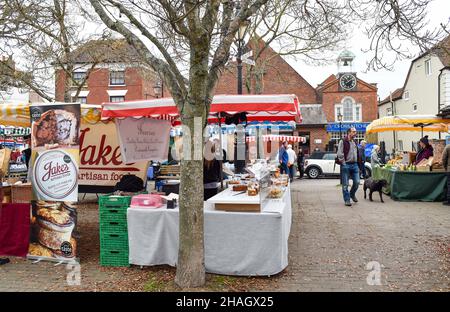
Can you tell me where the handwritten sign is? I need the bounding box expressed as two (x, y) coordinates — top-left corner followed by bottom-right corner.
(116, 118), (171, 163)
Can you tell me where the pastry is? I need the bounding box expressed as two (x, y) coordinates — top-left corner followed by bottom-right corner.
(54, 109), (79, 146)
(269, 187), (283, 198)
(37, 208), (71, 226)
(28, 243), (53, 258)
(33, 110), (57, 147)
(232, 184), (247, 192)
(247, 188), (258, 196)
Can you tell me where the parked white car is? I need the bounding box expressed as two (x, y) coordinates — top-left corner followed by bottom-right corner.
(304, 152), (372, 179)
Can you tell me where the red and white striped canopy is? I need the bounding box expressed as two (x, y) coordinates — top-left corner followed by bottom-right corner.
(246, 135), (306, 143)
(101, 94), (301, 123)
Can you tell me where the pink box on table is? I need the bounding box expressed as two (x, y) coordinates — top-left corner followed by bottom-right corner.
(130, 194), (163, 208)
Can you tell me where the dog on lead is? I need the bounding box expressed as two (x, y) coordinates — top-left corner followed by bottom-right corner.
(363, 178), (388, 203)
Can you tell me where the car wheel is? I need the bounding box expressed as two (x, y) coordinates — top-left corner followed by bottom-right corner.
(307, 167), (320, 179)
(365, 167), (372, 178)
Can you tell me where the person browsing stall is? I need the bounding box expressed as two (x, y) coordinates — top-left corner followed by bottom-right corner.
(414, 135), (434, 165)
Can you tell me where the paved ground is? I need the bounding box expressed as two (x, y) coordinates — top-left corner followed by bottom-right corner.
(274, 178), (450, 292)
(1, 178), (449, 291)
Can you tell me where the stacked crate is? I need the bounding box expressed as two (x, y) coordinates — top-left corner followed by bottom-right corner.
(99, 195), (131, 267)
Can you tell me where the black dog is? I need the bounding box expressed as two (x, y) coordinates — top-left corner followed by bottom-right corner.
(363, 178), (388, 203)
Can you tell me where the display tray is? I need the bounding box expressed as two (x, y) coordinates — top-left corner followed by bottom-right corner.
(207, 188), (261, 212)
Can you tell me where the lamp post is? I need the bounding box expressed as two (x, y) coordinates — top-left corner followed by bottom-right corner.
(153, 79), (163, 98)
(235, 10), (250, 95)
(337, 113), (343, 185)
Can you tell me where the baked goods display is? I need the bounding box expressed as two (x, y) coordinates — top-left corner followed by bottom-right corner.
(55, 109), (79, 146)
(232, 184), (248, 192)
(32, 109), (79, 148)
(268, 186), (283, 198)
(247, 181), (260, 196)
(33, 110), (57, 147)
(29, 200), (77, 259)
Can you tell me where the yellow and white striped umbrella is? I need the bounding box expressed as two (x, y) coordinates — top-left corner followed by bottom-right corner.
(0, 102), (103, 127)
(366, 115), (450, 134)
(0, 103), (30, 127)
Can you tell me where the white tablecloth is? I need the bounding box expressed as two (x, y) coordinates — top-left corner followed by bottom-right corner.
(127, 187), (292, 276)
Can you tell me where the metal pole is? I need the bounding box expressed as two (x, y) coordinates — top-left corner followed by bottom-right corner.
(237, 41), (243, 95)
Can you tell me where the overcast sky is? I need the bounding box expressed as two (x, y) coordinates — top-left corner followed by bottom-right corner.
(287, 0), (450, 101)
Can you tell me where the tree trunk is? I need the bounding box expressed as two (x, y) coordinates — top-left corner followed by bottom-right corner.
(63, 64), (73, 103)
(175, 116), (206, 287)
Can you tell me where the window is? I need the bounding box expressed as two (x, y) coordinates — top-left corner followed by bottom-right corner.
(335, 97), (361, 122)
(403, 90), (409, 100)
(110, 96), (125, 102)
(355, 105), (361, 121)
(110, 71), (125, 85)
(72, 96), (87, 104)
(323, 153), (337, 160)
(72, 72), (86, 84)
(386, 107), (392, 116)
(412, 103), (418, 112)
(425, 59), (432, 76)
(343, 98), (353, 121)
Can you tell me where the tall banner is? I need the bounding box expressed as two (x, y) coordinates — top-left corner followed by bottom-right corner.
(28, 103), (80, 262)
(79, 121), (149, 187)
(115, 118), (171, 163)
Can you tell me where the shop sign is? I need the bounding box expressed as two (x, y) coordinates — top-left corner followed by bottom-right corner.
(326, 122), (370, 132)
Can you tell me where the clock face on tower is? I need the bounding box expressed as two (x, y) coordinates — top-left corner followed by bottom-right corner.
(339, 74), (357, 91)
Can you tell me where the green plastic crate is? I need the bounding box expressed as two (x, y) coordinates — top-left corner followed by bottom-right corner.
(99, 221), (128, 234)
(100, 231), (129, 246)
(99, 211), (127, 223)
(99, 195), (131, 208)
(100, 254), (129, 267)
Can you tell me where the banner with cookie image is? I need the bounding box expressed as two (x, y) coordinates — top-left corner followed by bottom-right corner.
(28, 103), (80, 262)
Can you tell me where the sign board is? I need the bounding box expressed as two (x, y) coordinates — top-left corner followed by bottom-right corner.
(115, 118), (171, 163)
(326, 122), (370, 132)
(314, 139), (322, 144)
(79, 121), (149, 187)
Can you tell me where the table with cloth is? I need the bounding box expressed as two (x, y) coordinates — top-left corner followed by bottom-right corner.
(372, 166), (446, 201)
(127, 187), (292, 276)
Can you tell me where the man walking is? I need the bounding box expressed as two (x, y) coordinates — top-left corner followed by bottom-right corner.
(442, 142), (450, 206)
(358, 140), (367, 179)
(337, 127), (360, 206)
(278, 141), (289, 175)
(287, 144), (296, 182)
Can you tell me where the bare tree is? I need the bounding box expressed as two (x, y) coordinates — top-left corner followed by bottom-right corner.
(0, 0), (114, 102)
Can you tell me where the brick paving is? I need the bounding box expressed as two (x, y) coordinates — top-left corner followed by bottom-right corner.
(274, 178), (450, 292)
(1, 179), (449, 291)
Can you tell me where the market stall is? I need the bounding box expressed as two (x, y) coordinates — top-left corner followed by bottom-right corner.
(367, 115), (450, 202)
(372, 166), (446, 201)
(100, 95), (299, 273)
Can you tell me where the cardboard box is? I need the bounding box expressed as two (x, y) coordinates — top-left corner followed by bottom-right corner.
(416, 165), (430, 172)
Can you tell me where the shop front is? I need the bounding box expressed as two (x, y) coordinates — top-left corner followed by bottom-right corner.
(326, 122), (370, 150)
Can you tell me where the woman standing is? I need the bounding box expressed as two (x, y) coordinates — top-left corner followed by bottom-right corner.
(414, 136), (434, 165)
(371, 145), (382, 168)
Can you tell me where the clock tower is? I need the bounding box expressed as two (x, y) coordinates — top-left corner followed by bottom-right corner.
(337, 50), (357, 91)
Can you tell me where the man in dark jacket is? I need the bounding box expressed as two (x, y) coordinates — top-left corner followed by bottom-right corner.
(297, 148), (305, 179)
(337, 127), (360, 206)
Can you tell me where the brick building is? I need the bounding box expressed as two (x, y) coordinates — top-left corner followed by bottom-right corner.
(55, 39), (163, 104)
(308, 50), (378, 152)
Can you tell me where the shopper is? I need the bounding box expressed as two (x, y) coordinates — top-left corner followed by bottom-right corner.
(414, 135), (434, 165)
(22, 135), (31, 169)
(358, 140), (367, 179)
(204, 144), (221, 201)
(337, 127), (360, 207)
(287, 144), (296, 182)
(371, 145), (382, 168)
(297, 149), (305, 179)
(278, 141), (289, 175)
(441, 143), (450, 206)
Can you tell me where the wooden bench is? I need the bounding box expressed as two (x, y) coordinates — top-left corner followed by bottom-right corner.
(156, 165), (180, 181)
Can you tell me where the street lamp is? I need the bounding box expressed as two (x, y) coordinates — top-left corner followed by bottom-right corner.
(153, 79), (163, 98)
(235, 18), (250, 95)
